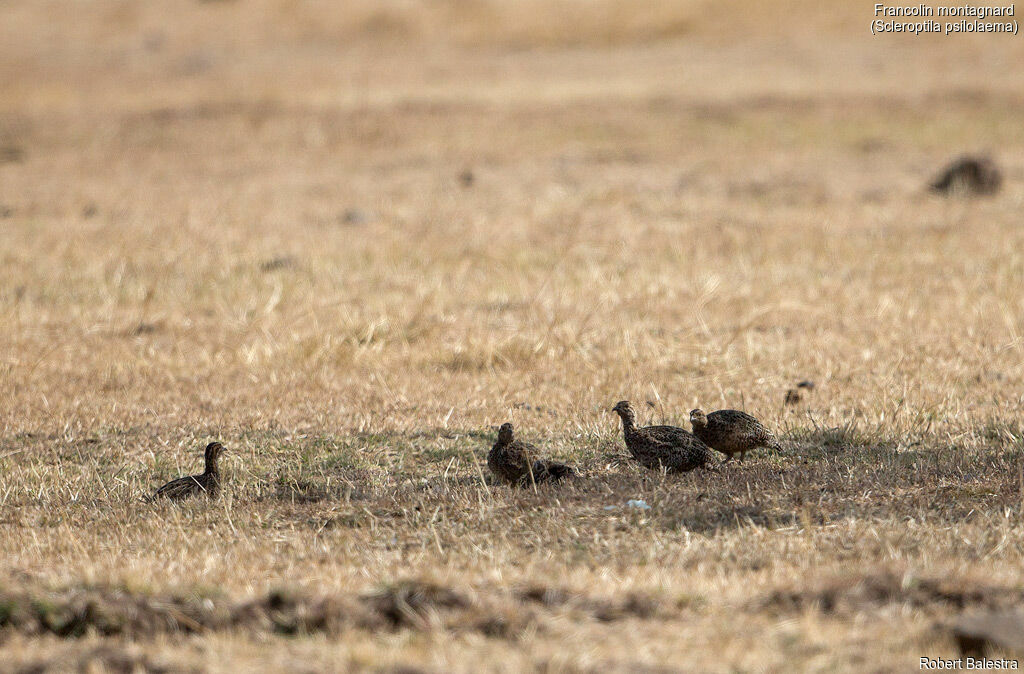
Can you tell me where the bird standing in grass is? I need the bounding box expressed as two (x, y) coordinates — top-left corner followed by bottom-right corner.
(488, 423), (577, 486)
(689, 409), (781, 462)
(610, 401), (716, 473)
(152, 442), (225, 500)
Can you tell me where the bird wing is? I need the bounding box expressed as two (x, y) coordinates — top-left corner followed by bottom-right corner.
(710, 411), (772, 446)
(509, 441), (539, 471)
(154, 474), (204, 500)
(643, 425), (697, 447)
(716, 409), (758, 422)
(733, 413), (778, 445)
(533, 460), (577, 482)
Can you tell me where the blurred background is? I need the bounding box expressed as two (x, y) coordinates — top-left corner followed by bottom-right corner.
(1, 0), (1023, 432)
(2, 0), (1024, 431)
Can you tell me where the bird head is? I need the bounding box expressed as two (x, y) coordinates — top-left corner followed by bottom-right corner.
(204, 441), (225, 471)
(611, 400), (634, 420)
(497, 422), (514, 444)
(689, 409), (707, 428)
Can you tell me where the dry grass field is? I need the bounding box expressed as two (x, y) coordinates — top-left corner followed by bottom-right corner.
(2, 1), (1024, 671)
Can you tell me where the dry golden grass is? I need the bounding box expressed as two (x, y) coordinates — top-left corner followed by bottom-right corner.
(2, 0), (1024, 671)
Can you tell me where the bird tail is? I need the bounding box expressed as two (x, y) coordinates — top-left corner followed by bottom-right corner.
(532, 460), (578, 483)
(701, 454), (723, 472)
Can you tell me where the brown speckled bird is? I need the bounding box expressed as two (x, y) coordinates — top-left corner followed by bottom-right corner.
(488, 423), (577, 487)
(611, 401), (716, 473)
(689, 409), (781, 462)
(153, 442), (225, 501)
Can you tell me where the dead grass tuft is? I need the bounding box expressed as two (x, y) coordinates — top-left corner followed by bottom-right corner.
(757, 572), (1024, 617)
